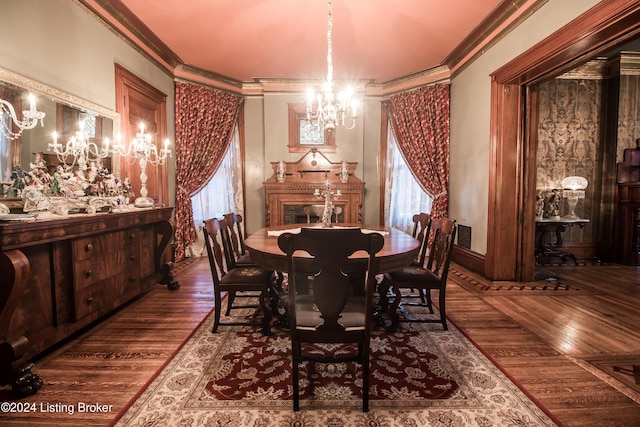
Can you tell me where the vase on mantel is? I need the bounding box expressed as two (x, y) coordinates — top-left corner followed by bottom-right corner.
(276, 160), (286, 183)
(339, 161), (349, 183)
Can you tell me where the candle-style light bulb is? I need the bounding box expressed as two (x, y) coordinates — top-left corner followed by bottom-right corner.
(28, 93), (36, 112)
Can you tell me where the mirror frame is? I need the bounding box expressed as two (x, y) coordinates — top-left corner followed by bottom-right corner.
(288, 103), (336, 153)
(0, 65), (122, 177)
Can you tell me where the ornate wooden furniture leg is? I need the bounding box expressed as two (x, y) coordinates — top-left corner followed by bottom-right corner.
(155, 219), (179, 290)
(0, 250), (43, 397)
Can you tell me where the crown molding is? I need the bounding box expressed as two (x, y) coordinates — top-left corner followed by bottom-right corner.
(78, 0), (532, 96)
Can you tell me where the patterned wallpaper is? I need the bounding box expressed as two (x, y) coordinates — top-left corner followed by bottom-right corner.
(537, 78), (602, 243)
(616, 74), (640, 162)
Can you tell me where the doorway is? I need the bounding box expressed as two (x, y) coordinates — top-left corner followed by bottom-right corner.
(115, 64), (169, 206)
(486, 1), (640, 281)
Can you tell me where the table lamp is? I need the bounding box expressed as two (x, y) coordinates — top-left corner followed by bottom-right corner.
(561, 176), (588, 219)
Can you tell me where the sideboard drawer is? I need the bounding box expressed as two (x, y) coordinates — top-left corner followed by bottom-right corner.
(74, 273), (140, 320)
(73, 228), (138, 261)
(73, 248), (139, 290)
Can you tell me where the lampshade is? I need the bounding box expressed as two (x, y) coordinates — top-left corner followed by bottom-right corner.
(561, 176), (588, 190)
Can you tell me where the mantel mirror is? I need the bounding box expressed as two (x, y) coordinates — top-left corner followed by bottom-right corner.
(288, 103), (335, 153)
(0, 66), (120, 203)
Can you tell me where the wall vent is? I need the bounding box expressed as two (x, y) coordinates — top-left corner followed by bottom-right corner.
(457, 224), (471, 249)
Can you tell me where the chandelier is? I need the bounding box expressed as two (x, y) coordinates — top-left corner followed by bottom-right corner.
(0, 92), (45, 140)
(113, 122), (171, 207)
(48, 120), (109, 172)
(306, 0), (357, 132)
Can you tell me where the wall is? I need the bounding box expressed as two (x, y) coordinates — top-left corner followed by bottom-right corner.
(0, 0), (611, 256)
(0, 0), (176, 205)
(243, 90), (377, 233)
(449, 0), (600, 256)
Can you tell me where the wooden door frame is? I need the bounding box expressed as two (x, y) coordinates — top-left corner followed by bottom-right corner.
(114, 64), (169, 206)
(486, 0), (640, 281)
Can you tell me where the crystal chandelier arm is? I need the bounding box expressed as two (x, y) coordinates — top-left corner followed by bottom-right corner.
(0, 93), (45, 140)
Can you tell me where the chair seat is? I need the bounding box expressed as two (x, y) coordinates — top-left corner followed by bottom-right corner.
(295, 296), (367, 331)
(388, 265), (440, 283)
(221, 266), (273, 285)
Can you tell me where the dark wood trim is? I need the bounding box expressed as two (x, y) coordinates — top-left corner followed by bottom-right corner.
(445, 0), (549, 75)
(521, 85), (540, 280)
(80, 0), (181, 69)
(452, 245), (485, 276)
(487, 0), (640, 281)
(485, 82), (522, 280)
(115, 64), (169, 206)
(287, 103), (336, 153)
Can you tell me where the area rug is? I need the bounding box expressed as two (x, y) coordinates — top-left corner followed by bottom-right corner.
(111, 303), (560, 427)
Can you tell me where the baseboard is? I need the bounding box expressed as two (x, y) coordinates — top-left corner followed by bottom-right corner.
(452, 245), (485, 275)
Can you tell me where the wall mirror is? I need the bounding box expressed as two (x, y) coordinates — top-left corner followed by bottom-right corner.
(0, 66), (120, 200)
(288, 103), (335, 153)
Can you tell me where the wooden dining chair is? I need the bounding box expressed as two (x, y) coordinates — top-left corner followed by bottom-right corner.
(385, 218), (457, 332)
(203, 218), (276, 335)
(379, 212), (431, 314)
(222, 212), (260, 315)
(411, 212), (432, 267)
(277, 227), (385, 412)
(222, 212), (254, 266)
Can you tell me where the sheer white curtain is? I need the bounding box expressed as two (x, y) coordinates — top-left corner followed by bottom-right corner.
(187, 125), (243, 257)
(384, 122), (434, 234)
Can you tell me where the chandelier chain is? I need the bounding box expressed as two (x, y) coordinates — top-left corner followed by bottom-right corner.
(326, 0), (333, 83)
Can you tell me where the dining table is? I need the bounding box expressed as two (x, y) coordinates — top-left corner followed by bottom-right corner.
(244, 223), (420, 328)
(244, 223), (421, 274)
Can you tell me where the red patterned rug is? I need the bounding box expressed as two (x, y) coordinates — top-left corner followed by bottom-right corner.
(204, 328), (457, 405)
(112, 301), (560, 426)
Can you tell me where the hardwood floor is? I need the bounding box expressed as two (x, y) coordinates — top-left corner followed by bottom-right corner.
(1, 258), (639, 426)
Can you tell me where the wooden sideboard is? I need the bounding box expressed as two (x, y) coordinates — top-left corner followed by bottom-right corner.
(0, 207), (176, 396)
(615, 183), (640, 265)
(264, 149), (365, 227)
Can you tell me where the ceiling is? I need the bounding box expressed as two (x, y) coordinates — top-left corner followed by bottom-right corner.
(89, 0), (539, 87)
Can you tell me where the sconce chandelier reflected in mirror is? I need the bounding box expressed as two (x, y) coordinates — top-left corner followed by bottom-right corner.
(0, 92), (45, 140)
(48, 117), (109, 172)
(306, 0), (358, 133)
(113, 123), (172, 208)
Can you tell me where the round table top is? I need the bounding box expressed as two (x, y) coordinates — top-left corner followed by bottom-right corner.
(244, 223), (420, 273)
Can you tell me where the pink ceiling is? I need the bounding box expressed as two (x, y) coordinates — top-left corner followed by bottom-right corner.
(117, 0), (505, 84)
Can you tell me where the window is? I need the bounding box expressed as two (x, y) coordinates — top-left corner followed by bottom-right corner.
(384, 125), (433, 233)
(191, 125), (243, 229)
(288, 103), (335, 152)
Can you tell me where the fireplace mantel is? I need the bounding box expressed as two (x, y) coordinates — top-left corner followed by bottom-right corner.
(264, 149), (364, 226)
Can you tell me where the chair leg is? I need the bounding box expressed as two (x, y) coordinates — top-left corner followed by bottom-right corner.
(259, 289), (272, 335)
(362, 344), (370, 412)
(292, 339), (300, 411)
(389, 283), (402, 332)
(225, 291), (236, 315)
(438, 289), (448, 330)
(424, 289), (435, 313)
(212, 292), (222, 333)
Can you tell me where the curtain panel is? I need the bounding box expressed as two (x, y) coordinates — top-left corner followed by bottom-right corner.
(387, 84), (450, 221)
(174, 82), (243, 261)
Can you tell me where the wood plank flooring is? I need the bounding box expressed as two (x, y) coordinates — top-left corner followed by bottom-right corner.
(1, 259), (639, 426)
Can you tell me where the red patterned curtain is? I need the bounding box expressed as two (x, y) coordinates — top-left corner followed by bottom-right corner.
(174, 82), (243, 261)
(387, 84), (450, 220)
